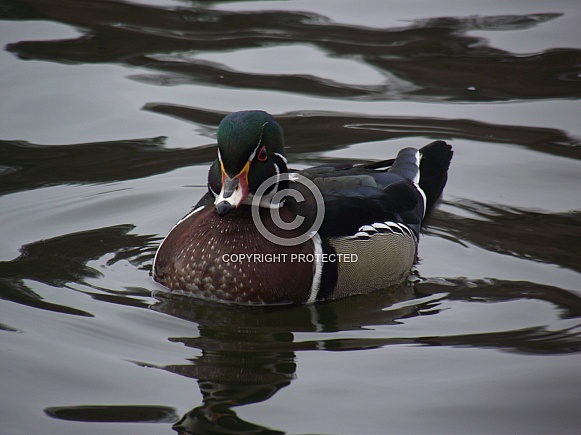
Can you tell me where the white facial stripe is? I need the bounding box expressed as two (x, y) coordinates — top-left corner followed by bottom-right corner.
(275, 161), (280, 186)
(268, 162), (282, 202)
(248, 121), (269, 163)
(274, 152), (287, 164)
(269, 162), (282, 206)
(248, 146), (258, 163)
(209, 182), (219, 198)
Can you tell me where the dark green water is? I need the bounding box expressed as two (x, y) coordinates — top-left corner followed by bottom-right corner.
(1, 1), (580, 434)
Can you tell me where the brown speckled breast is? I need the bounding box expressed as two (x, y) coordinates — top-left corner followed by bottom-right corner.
(153, 205), (316, 304)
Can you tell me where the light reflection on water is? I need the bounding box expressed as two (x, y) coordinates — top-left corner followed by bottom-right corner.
(1, 0), (580, 434)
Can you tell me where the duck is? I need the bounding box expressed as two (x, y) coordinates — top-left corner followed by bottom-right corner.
(153, 110), (452, 305)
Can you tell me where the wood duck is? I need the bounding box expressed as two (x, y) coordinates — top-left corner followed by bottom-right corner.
(153, 111), (452, 305)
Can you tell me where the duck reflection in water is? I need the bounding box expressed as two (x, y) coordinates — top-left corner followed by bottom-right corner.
(151, 284), (417, 435)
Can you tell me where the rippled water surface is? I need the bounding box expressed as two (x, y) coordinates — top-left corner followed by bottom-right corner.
(1, 1), (581, 434)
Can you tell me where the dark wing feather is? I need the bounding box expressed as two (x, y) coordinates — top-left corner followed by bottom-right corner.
(300, 162), (424, 238)
(418, 141), (453, 218)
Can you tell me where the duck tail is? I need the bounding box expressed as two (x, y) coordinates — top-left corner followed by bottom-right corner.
(419, 140), (453, 220)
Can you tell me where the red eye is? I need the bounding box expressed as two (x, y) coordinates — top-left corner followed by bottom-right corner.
(257, 146), (267, 162)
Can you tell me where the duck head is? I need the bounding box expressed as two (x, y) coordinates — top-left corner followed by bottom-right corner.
(209, 111), (288, 216)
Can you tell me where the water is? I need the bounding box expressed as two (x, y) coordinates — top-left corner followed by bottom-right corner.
(1, 1), (580, 434)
